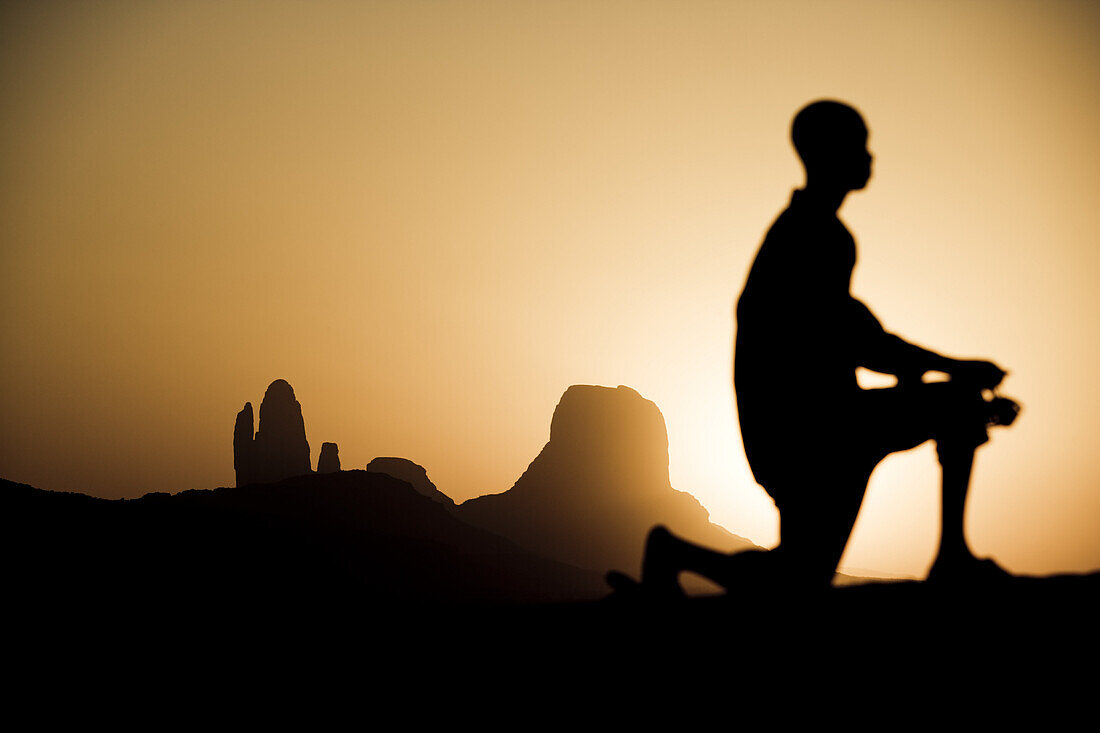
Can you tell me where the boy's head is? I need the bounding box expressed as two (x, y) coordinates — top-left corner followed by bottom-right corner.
(791, 100), (873, 191)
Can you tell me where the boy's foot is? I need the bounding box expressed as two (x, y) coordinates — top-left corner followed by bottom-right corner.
(926, 555), (1013, 586)
(605, 569), (686, 601)
(605, 570), (642, 596)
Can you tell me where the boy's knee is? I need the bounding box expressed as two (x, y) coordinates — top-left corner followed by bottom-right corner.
(934, 409), (990, 456)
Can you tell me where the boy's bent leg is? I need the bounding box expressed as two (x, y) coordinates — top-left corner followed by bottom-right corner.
(903, 383), (1020, 582)
(927, 436), (1014, 583)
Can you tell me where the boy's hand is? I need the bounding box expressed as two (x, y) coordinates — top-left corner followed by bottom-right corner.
(950, 359), (1007, 389)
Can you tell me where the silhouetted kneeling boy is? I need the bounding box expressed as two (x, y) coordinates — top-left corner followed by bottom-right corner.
(612, 100), (1020, 596)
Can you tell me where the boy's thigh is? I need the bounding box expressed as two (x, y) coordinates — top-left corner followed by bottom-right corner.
(859, 382), (987, 458)
(771, 465), (871, 581)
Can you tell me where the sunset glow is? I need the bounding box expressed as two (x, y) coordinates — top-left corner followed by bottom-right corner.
(2, 0), (1098, 579)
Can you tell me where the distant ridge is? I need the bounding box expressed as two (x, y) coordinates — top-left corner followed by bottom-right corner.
(0, 472), (606, 607)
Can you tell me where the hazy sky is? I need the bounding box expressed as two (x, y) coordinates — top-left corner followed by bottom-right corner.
(2, 0), (1098, 578)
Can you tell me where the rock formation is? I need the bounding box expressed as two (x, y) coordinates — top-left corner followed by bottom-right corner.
(456, 385), (757, 582)
(317, 443), (341, 474)
(366, 457), (455, 507)
(233, 379), (312, 486)
(234, 402), (257, 487)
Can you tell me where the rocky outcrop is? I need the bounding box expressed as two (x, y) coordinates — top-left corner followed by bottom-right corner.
(234, 402), (257, 487)
(366, 457), (454, 507)
(456, 385), (757, 579)
(317, 443), (340, 474)
(233, 379), (312, 487)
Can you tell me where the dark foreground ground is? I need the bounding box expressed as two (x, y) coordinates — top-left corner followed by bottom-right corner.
(11, 572), (1096, 725)
(4, 475), (1096, 720)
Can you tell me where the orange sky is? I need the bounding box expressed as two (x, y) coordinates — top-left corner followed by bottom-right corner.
(2, 0), (1098, 578)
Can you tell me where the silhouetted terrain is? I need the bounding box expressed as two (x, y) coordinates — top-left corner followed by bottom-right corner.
(457, 385), (758, 584)
(4, 472), (1096, 704)
(1, 471), (606, 610)
(5, 377), (1096, 700)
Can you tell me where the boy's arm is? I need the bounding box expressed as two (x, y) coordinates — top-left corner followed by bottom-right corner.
(848, 297), (1006, 387)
